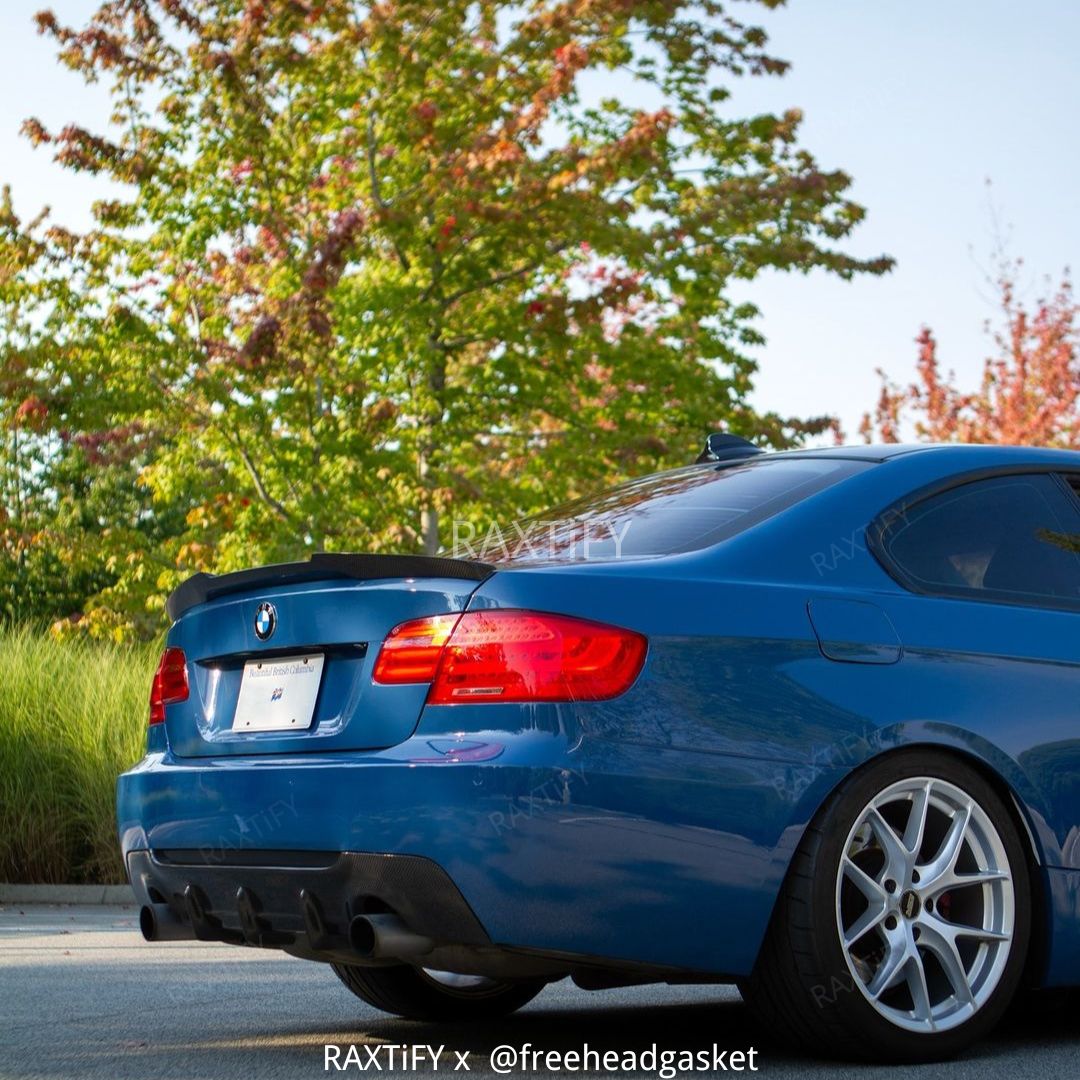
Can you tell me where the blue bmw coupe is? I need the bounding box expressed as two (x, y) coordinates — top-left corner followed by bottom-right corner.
(118, 440), (1080, 1061)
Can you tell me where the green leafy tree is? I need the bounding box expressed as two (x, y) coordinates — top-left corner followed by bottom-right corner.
(0, 186), (196, 635)
(0, 186), (117, 629)
(7, 0), (890, 633)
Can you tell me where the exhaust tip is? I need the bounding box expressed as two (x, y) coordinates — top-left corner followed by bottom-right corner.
(139, 904), (157, 942)
(139, 901), (194, 942)
(348, 915), (377, 957)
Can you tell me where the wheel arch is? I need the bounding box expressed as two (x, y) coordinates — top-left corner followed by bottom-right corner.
(781, 739), (1051, 989)
(746, 739), (1046, 1056)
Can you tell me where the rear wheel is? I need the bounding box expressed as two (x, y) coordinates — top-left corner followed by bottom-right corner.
(332, 963), (546, 1021)
(744, 751), (1030, 1061)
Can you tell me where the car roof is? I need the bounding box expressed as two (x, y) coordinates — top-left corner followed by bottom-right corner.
(766, 443), (1080, 466)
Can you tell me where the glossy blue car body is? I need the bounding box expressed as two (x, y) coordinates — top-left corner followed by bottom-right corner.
(118, 444), (1080, 986)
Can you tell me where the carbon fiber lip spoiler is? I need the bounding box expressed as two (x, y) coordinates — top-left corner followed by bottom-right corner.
(165, 553), (495, 622)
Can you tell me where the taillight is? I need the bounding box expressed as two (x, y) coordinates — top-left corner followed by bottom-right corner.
(371, 613), (461, 684)
(149, 647), (189, 725)
(373, 611), (646, 704)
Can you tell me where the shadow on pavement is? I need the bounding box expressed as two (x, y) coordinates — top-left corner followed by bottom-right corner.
(4, 949), (1080, 1079)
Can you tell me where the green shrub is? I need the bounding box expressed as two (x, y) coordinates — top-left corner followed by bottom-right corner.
(0, 627), (157, 884)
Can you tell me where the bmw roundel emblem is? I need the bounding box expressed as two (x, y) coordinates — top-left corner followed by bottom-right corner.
(254, 602), (277, 641)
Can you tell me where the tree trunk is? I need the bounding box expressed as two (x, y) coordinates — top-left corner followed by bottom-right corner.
(418, 443), (440, 554)
(421, 503), (440, 555)
(419, 326), (447, 556)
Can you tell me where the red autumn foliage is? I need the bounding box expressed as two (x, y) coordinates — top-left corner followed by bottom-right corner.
(71, 422), (146, 467)
(413, 100), (438, 123)
(239, 315), (281, 365)
(14, 396), (49, 429)
(861, 266), (1079, 448)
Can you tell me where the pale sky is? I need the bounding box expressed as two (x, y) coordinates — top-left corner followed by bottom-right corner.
(2, 1), (1078, 441)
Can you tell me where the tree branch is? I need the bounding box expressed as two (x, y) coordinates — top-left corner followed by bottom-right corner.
(440, 243), (568, 308)
(365, 110), (411, 274)
(232, 434), (295, 525)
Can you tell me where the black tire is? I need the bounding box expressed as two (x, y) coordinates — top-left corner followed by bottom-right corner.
(332, 963), (546, 1021)
(743, 750), (1031, 1062)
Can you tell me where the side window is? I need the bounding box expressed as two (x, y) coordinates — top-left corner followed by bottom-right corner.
(876, 474), (1080, 610)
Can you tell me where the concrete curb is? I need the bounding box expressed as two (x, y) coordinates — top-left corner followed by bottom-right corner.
(0, 883), (135, 905)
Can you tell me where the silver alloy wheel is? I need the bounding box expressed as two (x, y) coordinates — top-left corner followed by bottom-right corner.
(835, 776), (1015, 1034)
(420, 969), (500, 993)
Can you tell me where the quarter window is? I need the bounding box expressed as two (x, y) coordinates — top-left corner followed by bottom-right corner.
(877, 474), (1080, 609)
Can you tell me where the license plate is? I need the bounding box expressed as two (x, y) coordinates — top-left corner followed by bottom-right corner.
(232, 654), (325, 733)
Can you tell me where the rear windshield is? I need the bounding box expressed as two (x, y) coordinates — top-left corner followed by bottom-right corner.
(482, 456), (866, 565)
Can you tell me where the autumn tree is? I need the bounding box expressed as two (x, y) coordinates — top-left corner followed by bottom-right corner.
(862, 263), (1078, 447)
(5, 0), (891, 633)
(0, 186), (201, 635)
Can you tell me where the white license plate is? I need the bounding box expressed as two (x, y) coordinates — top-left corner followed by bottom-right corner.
(232, 654), (325, 733)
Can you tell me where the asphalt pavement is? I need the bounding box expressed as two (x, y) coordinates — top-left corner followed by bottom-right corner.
(1, 905), (1078, 1079)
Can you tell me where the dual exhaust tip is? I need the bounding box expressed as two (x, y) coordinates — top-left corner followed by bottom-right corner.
(139, 902), (433, 959)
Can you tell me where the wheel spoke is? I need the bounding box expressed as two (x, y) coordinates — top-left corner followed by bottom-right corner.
(902, 781), (932, 857)
(867, 808), (910, 883)
(868, 934), (912, 999)
(960, 926), (1010, 943)
(842, 855), (886, 903)
(919, 801), (972, 889)
(917, 920), (974, 1005)
(930, 916), (1010, 944)
(928, 867), (1009, 897)
(907, 949), (935, 1026)
(843, 896), (888, 946)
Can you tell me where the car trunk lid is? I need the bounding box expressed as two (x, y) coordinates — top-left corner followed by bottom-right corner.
(162, 556), (493, 758)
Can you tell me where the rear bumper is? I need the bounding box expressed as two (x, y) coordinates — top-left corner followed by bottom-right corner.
(124, 847), (696, 983)
(118, 732), (610, 966)
(117, 734), (575, 870)
(118, 727), (835, 978)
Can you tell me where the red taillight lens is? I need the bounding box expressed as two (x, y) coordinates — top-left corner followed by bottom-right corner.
(373, 611), (646, 704)
(149, 647), (189, 725)
(371, 613), (461, 685)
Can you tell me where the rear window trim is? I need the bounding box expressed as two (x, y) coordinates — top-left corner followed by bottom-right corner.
(867, 465), (1080, 614)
